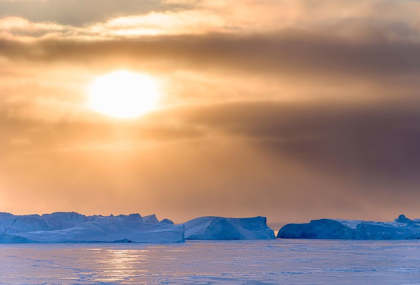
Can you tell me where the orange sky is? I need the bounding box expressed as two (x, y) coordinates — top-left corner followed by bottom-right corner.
(1, 0), (420, 223)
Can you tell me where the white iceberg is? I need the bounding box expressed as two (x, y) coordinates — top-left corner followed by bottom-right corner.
(0, 212), (184, 243)
(183, 216), (275, 240)
(278, 214), (420, 240)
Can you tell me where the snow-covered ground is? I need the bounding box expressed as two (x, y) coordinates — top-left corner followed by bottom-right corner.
(0, 240), (419, 284)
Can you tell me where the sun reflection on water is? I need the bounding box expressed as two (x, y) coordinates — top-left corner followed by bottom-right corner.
(92, 248), (150, 283)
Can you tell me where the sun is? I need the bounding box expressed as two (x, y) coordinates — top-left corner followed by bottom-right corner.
(88, 70), (160, 118)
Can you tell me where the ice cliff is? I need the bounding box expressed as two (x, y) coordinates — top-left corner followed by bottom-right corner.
(278, 215), (420, 240)
(0, 212), (276, 243)
(0, 212), (183, 243)
(183, 216), (275, 240)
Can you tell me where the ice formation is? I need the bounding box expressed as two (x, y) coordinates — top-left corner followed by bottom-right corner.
(183, 216), (275, 240)
(0, 212), (183, 243)
(278, 214), (420, 240)
(0, 212), (277, 243)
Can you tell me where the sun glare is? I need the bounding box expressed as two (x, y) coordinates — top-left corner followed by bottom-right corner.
(88, 71), (160, 118)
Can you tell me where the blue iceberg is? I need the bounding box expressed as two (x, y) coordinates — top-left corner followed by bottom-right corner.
(183, 216), (275, 240)
(0, 212), (184, 243)
(278, 215), (420, 240)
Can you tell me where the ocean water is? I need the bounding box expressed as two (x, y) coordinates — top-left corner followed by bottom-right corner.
(0, 240), (419, 284)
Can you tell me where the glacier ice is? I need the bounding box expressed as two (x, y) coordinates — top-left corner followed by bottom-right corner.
(278, 214), (420, 240)
(183, 216), (275, 240)
(142, 214), (160, 224)
(161, 218), (174, 225)
(0, 212), (184, 243)
(0, 212), (276, 243)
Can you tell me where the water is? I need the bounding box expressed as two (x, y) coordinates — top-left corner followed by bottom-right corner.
(0, 240), (419, 284)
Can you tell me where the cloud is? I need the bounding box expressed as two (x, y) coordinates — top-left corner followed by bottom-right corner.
(2, 0), (420, 87)
(2, 29), (420, 82)
(4, 0), (420, 38)
(2, 24), (420, 124)
(167, 102), (420, 180)
(2, 100), (420, 181)
(0, 0), (191, 26)
(1, 100), (420, 221)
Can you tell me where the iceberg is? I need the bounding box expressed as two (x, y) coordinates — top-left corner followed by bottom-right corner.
(183, 216), (275, 240)
(142, 214), (160, 224)
(0, 212), (184, 243)
(278, 214), (420, 240)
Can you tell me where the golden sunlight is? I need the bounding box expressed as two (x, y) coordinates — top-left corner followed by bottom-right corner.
(88, 70), (160, 118)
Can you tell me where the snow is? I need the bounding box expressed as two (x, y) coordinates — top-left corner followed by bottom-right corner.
(278, 214), (420, 240)
(0, 212), (184, 243)
(183, 216), (275, 240)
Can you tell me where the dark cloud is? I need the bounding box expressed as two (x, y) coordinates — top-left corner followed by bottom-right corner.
(171, 101), (420, 182)
(2, 100), (420, 221)
(3, 100), (420, 182)
(2, 28), (420, 83)
(0, 0), (191, 25)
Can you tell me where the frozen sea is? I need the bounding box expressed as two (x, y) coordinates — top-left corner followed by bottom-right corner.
(0, 240), (419, 284)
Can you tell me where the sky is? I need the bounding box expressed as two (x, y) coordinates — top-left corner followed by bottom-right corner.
(1, 0), (420, 224)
